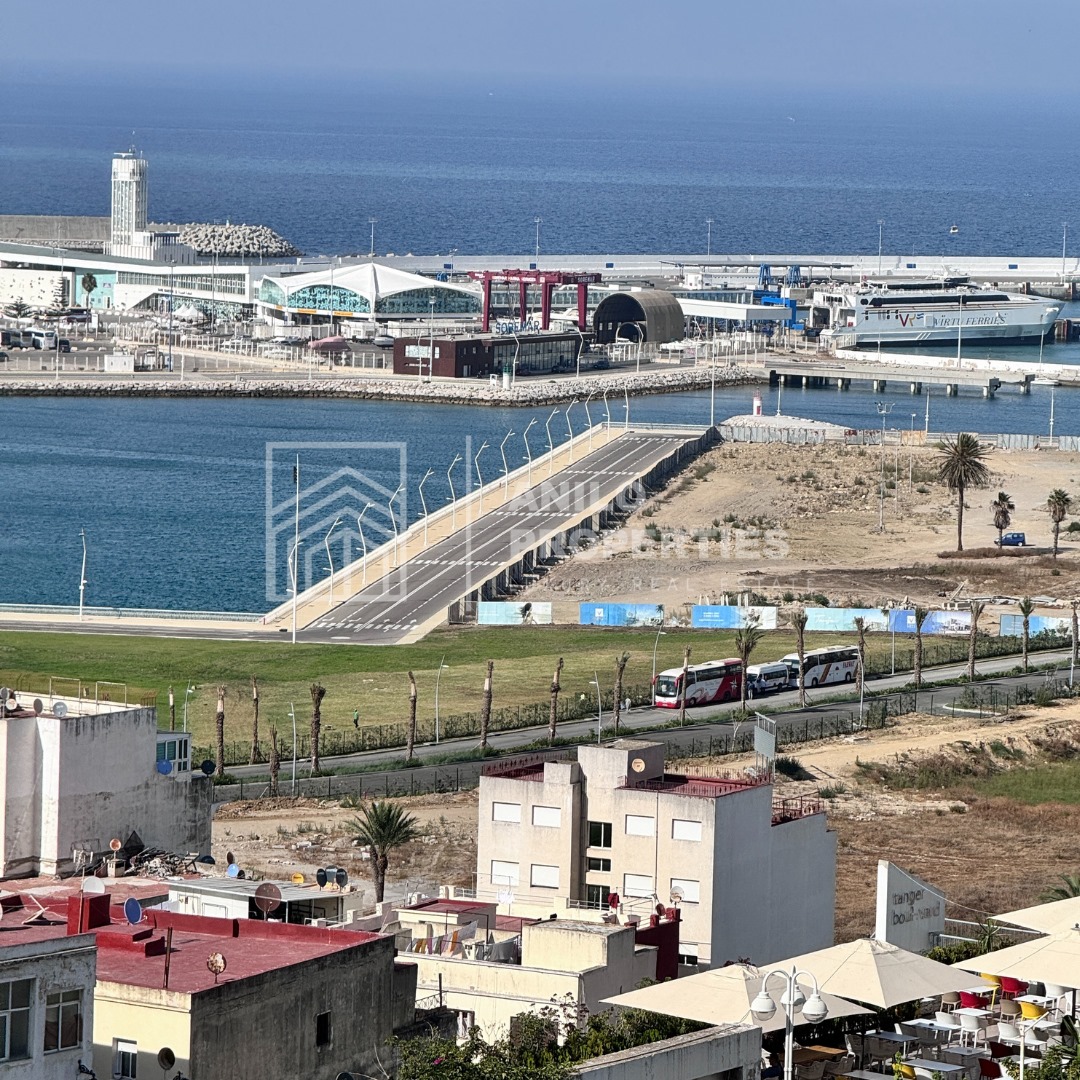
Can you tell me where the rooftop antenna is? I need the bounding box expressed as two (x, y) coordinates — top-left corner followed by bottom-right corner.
(124, 897), (143, 926)
(54, 701), (68, 718)
(32, 698), (43, 716)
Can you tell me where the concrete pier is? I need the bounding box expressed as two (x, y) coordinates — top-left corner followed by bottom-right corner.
(768, 358), (1026, 398)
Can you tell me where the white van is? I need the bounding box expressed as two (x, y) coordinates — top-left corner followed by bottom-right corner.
(746, 663), (791, 696)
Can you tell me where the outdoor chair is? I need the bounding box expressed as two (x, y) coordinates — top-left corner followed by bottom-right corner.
(987, 1041), (1013, 1060)
(980, 975), (1002, 1008)
(940, 992), (961, 1013)
(1020, 1001), (1047, 1023)
(897, 1064), (917, 1080)
(978, 1058), (1002, 1079)
(998, 1000), (1021, 1022)
(845, 1033), (865, 1068)
(995, 1021), (1022, 1048)
(999, 977), (1028, 1000)
(864, 1037), (894, 1068)
(960, 1014), (989, 1048)
(1043, 983), (1069, 1017)
(796, 1060), (827, 1080)
(961, 991), (990, 1010)
(824, 1054), (856, 1076)
(936, 1012), (962, 1043)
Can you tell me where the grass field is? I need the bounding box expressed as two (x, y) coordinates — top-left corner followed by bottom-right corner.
(0, 625), (929, 750)
(972, 761), (1080, 804)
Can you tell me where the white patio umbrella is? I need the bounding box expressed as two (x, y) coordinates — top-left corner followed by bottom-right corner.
(765, 938), (980, 1009)
(602, 962), (871, 1032)
(994, 897), (1080, 936)
(953, 925), (1080, 988)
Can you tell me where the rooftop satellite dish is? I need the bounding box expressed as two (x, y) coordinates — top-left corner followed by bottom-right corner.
(82, 877), (106, 895)
(207, 951), (227, 983)
(655, 903), (665, 916)
(291, 872), (305, 885)
(226, 850), (235, 866)
(32, 698), (43, 716)
(316, 868), (328, 889)
(669, 887), (684, 904)
(335, 868), (348, 889)
(198, 854), (216, 865)
(110, 838), (122, 852)
(226, 863), (240, 879)
(53, 701), (68, 718)
(123, 897), (142, 926)
(496, 889), (515, 906)
(200, 759), (215, 776)
(631, 757), (645, 773)
(254, 882), (283, 915)
(157, 1048), (176, 1071)
(156, 759), (173, 775)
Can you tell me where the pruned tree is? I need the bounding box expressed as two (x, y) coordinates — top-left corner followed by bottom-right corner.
(406, 671), (417, 762)
(733, 615), (763, 712)
(214, 684), (227, 778)
(678, 645), (692, 726)
(991, 491), (1015, 552)
(168, 685), (176, 732)
(479, 660), (494, 749)
(80, 272), (97, 309)
(913, 605), (929, 689)
(936, 434), (991, 552)
(548, 657), (564, 744)
(612, 652), (630, 735)
(853, 617), (868, 693)
(347, 801), (422, 904)
(249, 674), (260, 765)
(968, 601), (985, 681)
(268, 726), (280, 797)
(1072, 599), (1079, 670)
(789, 607), (808, 706)
(310, 682), (326, 772)
(1018, 596), (1035, 673)
(1047, 488), (1073, 558)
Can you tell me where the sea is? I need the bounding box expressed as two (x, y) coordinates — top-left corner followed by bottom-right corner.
(2, 78), (1080, 611)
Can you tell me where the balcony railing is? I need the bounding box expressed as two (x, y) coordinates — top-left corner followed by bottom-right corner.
(617, 772), (767, 799)
(481, 751), (568, 781)
(771, 795), (823, 823)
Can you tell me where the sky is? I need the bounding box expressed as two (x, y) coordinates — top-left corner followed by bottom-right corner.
(4, 0), (1080, 99)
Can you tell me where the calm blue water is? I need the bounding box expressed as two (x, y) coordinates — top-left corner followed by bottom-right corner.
(0, 385), (1069, 611)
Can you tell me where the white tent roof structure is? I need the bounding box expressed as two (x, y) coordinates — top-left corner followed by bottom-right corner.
(260, 260), (480, 307)
(766, 938), (979, 1009)
(602, 963), (870, 1033)
(954, 925), (1080, 987)
(994, 897), (1080, 936)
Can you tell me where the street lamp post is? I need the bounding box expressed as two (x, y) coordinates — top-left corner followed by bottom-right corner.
(500, 430), (515, 494)
(565, 400), (576, 462)
(288, 539), (299, 645)
(434, 655), (449, 744)
(418, 469), (434, 543)
(591, 673), (602, 743)
(584, 392), (595, 451)
(651, 630), (667, 704)
(522, 418), (537, 484)
(750, 968), (830, 1080)
(545, 407), (559, 476)
(289, 703), (297, 793)
(474, 441), (489, 512)
(447, 453), (462, 528)
(875, 401), (894, 533)
(368, 218), (377, 258)
(356, 503), (371, 585)
(388, 484), (403, 566)
(1063, 222), (1069, 283)
(909, 412), (916, 493)
(78, 528), (88, 619)
(428, 295), (436, 382)
(183, 684), (196, 733)
(534, 217), (542, 261)
(324, 517), (341, 608)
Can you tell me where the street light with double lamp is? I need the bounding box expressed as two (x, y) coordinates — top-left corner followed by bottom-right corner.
(591, 673), (603, 743)
(288, 539), (299, 644)
(78, 528), (88, 619)
(183, 684), (196, 733)
(545, 407), (559, 476)
(324, 517), (342, 609)
(651, 630), (667, 704)
(388, 484), (404, 566)
(356, 503), (372, 585)
(522, 418), (537, 484)
(584, 392), (595, 451)
(434, 655), (449, 744)
(750, 968), (830, 1080)
(474, 441), (489, 512)
(418, 470), (434, 543)
(500, 430), (515, 494)
(289, 702), (297, 793)
(447, 453), (462, 528)
(565, 400), (576, 462)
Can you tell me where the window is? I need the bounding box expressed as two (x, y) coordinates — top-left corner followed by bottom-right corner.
(670, 878), (701, 904)
(623, 873), (654, 898)
(44, 989), (82, 1052)
(585, 884), (608, 908)
(530, 864), (560, 889)
(490, 860), (520, 887)
(156, 736), (189, 773)
(672, 818), (702, 842)
(625, 814), (655, 837)
(491, 801), (521, 823)
(0, 979), (32, 1062)
(114, 1040), (137, 1078)
(678, 943), (700, 967)
(316, 1011), (332, 1048)
(586, 857), (611, 873)
(531, 805), (561, 828)
(588, 821), (612, 848)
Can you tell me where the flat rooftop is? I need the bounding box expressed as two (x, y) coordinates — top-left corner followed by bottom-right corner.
(1, 692), (145, 722)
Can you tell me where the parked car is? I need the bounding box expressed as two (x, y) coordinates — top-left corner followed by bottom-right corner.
(57, 339), (71, 353)
(0, 350), (8, 363)
(591, 357), (611, 370)
(995, 532), (1027, 547)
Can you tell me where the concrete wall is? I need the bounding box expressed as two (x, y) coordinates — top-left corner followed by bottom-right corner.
(575, 1023), (760, 1080)
(0, 934), (97, 1080)
(0, 267), (76, 307)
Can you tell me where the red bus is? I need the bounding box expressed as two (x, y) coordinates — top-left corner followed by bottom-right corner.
(654, 658), (743, 708)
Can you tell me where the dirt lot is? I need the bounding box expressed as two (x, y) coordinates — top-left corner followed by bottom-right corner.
(522, 439), (1080, 613)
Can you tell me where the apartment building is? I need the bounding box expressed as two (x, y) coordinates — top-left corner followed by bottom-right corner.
(475, 739), (836, 968)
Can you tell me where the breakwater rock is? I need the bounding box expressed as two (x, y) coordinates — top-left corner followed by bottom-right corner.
(0, 366), (761, 405)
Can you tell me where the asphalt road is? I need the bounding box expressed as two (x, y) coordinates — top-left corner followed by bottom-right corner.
(301, 432), (697, 644)
(223, 648), (1076, 789)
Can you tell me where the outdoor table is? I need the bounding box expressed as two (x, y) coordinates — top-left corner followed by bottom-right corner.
(1016, 994), (1055, 1008)
(904, 1059), (966, 1074)
(868, 1031), (919, 1045)
(792, 1047), (847, 1065)
(839, 1071), (889, 1080)
(940, 1046), (987, 1059)
(954, 1007), (992, 1018)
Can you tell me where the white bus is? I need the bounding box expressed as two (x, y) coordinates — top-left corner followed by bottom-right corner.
(654, 658), (743, 708)
(780, 646), (859, 688)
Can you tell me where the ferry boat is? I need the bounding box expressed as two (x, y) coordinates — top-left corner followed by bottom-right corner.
(811, 278), (1061, 346)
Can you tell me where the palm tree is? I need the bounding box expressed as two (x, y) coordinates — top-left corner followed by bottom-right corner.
(1072, 600), (1079, 670)
(936, 434), (992, 552)
(548, 657), (564, 744)
(347, 801), (422, 904)
(991, 491), (1015, 552)
(479, 660), (494, 749)
(789, 607), (808, 706)
(406, 671), (417, 762)
(853, 617), (868, 693)
(249, 675), (260, 765)
(1040, 873), (1080, 903)
(310, 682), (326, 772)
(733, 616), (764, 712)
(967, 601), (985, 681)
(80, 272), (97, 309)
(214, 685), (227, 778)
(612, 652), (630, 735)
(268, 726), (280, 797)
(1047, 489), (1073, 558)
(1018, 597), (1035, 673)
(912, 605), (928, 688)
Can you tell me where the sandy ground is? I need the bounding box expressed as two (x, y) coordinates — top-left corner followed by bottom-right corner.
(522, 439), (1080, 613)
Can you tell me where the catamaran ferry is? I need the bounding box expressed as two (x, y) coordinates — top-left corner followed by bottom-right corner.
(811, 278), (1062, 346)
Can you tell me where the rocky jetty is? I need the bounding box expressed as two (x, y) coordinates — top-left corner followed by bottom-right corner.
(175, 222), (300, 258)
